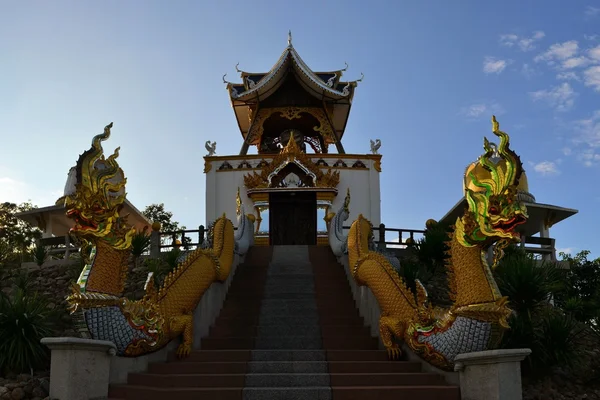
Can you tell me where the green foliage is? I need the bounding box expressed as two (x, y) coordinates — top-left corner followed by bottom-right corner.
(494, 247), (586, 375)
(31, 244), (49, 266)
(164, 247), (182, 270)
(131, 230), (152, 258)
(0, 288), (58, 374)
(11, 270), (34, 294)
(65, 252), (87, 282)
(495, 249), (565, 315)
(142, 203), (191, 247)
(0, 201), (42, 266)
(396, 258), (431, 293)
(554, 250), (600, 332)
(413, 222), (451, 274)
(397, 221), (451, 305)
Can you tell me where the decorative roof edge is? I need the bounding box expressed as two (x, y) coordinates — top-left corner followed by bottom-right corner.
(224, 41), (363, 100)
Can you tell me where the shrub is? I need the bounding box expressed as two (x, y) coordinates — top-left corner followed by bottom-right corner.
(131, 230), (152, 266)
(0, 288), (58, 374)
(31, 244), (49, 267)
(493, 247), (584, 375)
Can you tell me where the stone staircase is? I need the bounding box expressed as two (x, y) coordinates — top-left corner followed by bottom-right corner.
(109, 245), (461, 399)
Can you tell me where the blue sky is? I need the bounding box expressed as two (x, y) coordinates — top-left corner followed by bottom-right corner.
(1, 1), (599, 258)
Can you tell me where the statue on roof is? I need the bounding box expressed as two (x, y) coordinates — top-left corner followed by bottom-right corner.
(205, 140), (217, 156)
(370, 139), (381, 154)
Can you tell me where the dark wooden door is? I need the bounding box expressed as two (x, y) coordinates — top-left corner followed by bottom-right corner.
(269, 192), (317, 245)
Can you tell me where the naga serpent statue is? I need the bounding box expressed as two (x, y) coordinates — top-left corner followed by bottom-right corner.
(62, 123), (250, 358)
(344, 116), (528, 371)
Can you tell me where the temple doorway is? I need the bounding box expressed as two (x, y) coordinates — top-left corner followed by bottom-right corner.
(269, 191), (317, 245)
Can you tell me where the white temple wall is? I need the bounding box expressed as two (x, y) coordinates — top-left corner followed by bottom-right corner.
(204, 155), (382, 227)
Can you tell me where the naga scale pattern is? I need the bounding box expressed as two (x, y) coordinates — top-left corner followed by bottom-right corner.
(62, 123), (250, 358)
(340, 116), (528, 370)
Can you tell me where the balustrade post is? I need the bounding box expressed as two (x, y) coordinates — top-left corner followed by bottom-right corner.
(199, 225), (205, 246)
(378, 223), (386, 251)
(150, 230), (160, 258)
(65, 234), (71, 259)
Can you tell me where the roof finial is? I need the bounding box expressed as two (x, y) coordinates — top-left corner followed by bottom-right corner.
(288, 30), (293, 46)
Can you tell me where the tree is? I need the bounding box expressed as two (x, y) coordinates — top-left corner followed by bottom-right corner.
(142, 203), (182, 233)
(142, 203), (191, 247)
(555, 250), (600, 333)
(0, 201), (42, 266)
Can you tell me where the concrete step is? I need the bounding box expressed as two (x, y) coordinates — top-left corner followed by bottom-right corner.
(127, 372), (446, 388)
(214, 315), (366, 327)
(109, 384), (461, 400)
(210, 324), (371, 337)
(148, 360), (424, 375)
(200, 336), (378, 350)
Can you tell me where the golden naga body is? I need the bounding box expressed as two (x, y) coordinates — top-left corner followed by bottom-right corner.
(62, 123), (235, 357)
(346, 116), (528, 370)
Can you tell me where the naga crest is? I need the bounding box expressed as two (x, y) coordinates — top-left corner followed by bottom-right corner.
(456, 116), (528, 260)
(62, 123), (136, 250)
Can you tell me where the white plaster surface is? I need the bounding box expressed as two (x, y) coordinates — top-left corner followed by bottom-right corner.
(204, 155), (381, 226)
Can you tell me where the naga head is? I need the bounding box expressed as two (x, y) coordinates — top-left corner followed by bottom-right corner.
(61, 123), (135, 250)
(456, 116), (528, 259)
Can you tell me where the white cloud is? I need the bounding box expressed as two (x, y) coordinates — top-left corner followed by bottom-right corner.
(557, 71), (581, 81)
(589, 45), (600, 61)
(483, 57), (510, 74)
(585, 6), (600, 17)
(460, 102), (505, 119)
(499, 34), (519, 47)
(574, 110), (600, 148)
(583, 66), (600, 91)
(499, 31), (545, 51)
(585, 34), (599, 41)
(535, 40), (580, 63)
(529, 82), (576, 112)
(564, 111), (600, 167)
(562, 56), (592, 69)
(532, 161), (560, 175)
(556, 71), (581, 82)
(578, 148), (600, 166)
(521, 63), (536, 78)
(562, 147), (573, 156)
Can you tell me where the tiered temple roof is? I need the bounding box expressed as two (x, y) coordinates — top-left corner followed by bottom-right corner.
(224, 32), (363, 155)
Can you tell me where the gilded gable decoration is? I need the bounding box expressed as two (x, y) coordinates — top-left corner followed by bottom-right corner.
(243, 135), (340, 191)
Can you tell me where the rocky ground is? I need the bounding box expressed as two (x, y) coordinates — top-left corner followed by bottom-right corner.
(0, 373), (49, 400)
(523, 325), (600, 400)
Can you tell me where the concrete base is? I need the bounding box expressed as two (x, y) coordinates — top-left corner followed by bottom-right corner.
(454, 348), (531, 400)
(41, 337), (116, 400)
